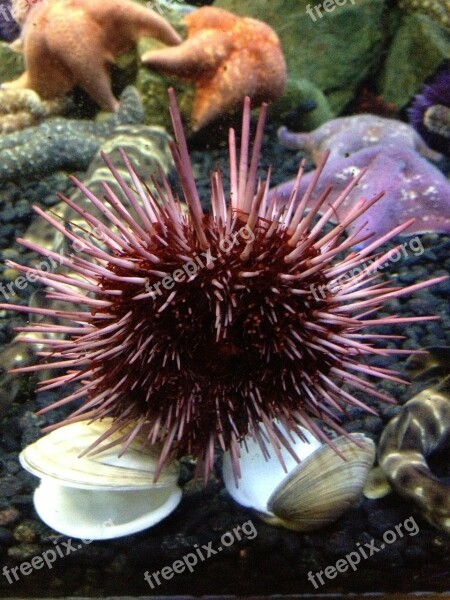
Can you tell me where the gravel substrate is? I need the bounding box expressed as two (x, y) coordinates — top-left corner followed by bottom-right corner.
(0, 117), (449, 598)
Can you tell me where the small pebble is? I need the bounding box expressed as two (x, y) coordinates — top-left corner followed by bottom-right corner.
(0, 248), (19, 261)
(13, 519), (41, 543)
(2, 267), (21, 282)
(0, 507), (20, 527)
(7, 542), (41, 560)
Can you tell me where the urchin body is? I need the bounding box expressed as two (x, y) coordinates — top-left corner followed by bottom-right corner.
(2, 90), (445, 480)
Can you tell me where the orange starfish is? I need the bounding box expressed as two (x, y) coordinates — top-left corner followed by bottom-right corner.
(2, 0), (182, 111)
(142, 6), (287, 131)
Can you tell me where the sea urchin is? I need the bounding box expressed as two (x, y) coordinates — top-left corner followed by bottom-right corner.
(408, 66), (450, 154)
(2, 89), (446, 481)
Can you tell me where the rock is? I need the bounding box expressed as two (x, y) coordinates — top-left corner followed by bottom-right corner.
(274, 78), (335, 131)
(325, 530), (355, 556)
(7, 542), (41, 560)
(14, 198), (32, 219)
(0, 248), (19, 261)
(13, 519), (41, 543)
(2, 267), (20, 282)
(398, 0), (450, 31)
(378, 13), (450, 108)
(0, 41), (24, 85)
(0, 205), (16, 223)
(0, 507), (19, 527)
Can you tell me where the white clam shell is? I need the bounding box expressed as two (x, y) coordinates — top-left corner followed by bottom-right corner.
(223, 427), (375, 532)
(20, 420), (182, 539)
(32, 481), (182, 540)
(222, 423), (322, 514)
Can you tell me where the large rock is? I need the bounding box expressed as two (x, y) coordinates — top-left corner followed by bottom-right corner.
(0, 41), (24, 84)
(378, 12), (450, 108)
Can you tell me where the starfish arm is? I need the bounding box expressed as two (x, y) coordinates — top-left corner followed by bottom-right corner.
(125, 3), (182, 46)
(278, 127), (315, 153)
(86, 0), (182, 48)
(37, 14), (119, 109)
(7, 30), (75, 99)
(270, 144), (450, 247)
(142, 32), (230, 78)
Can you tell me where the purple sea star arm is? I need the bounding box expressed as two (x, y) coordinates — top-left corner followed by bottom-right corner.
(269, 145), (450, 247)
(278, 115), (443, 162)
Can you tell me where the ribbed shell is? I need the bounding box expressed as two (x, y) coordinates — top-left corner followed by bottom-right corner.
(20, 420), (179, 490)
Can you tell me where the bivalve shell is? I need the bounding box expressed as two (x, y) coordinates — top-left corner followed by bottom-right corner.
(20, 419), (182, 539)
(267, 434), (375, 531)
(223, 423), (322, 516)
(223, 426), (375, 532)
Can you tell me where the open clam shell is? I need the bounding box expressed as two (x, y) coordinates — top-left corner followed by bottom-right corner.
(223, 427), (375, 532)
(20, 420), (182, 539)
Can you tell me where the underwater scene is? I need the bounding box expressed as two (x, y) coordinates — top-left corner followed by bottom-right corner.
(0, 0), (449, 597)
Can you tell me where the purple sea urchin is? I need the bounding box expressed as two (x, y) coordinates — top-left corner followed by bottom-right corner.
(408, 66), (450, 154)
(1, 90), (446, 481)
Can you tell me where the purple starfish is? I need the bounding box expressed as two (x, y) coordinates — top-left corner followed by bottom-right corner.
(269, 115), (450, 247)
